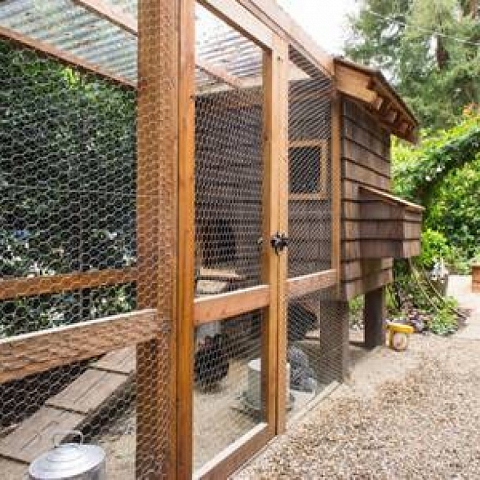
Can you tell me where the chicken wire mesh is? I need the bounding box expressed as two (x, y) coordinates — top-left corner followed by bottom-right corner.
(283, 52), (346, 415)
(193, 3), (267, 473)
(0, 1), (173, 478)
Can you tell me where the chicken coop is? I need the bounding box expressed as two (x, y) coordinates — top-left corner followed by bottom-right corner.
(0, 0), (423, 478)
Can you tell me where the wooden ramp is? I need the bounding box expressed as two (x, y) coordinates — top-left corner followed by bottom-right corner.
(0, 347), (135, 464)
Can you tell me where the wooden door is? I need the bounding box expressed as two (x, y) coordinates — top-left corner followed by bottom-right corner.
(177, 1), (288, 478)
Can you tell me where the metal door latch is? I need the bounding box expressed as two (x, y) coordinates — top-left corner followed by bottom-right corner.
(270, 232), (288, 254)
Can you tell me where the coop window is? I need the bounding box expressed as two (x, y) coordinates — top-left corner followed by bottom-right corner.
(289, 140), (327, 199)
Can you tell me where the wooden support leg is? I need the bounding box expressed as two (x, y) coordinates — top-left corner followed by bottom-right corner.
(319, 300), (349, 383)
(364, 287), (386, 349)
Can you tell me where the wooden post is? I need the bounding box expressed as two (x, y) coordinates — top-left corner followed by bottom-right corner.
(364, 287), (386, 349)
(136, 1), (178, 478)
(319, 300), (349, 383)
(177, 0), (196, 478)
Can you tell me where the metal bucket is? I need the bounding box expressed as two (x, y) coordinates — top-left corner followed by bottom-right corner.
(28, 431), (106, 480)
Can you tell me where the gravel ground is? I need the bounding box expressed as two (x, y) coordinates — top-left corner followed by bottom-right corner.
(235, 277), (480, 479)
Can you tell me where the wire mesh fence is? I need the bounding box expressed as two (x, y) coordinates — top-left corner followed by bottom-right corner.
(193, 3), (268, 472)
(283, 51), (345, 417)
(0, 1), (173, 478)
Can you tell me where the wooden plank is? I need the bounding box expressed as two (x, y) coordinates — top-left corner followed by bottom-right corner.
(200, 0), (274, 49)
(342, 259), (393, 282)
(342, 268), (393, 300)
(0, 407), (84, 464)
(270, 36), (289, 435)
(287, 269), (337, 299)
(176, 0), (196, 477)
(136, 0), (178, 477)
(194, 285), (270, 326)
(237, 0), (334, 77)
(343, 161), (391, 190)
(93, 347), (135, 374)
(0, 25), (135, 89)
(343, 139), (390, 177)
(0, 268), (137, 301)
(331, 92), (342, 297)
(359, 185), (424, 212)
(73, 0), (137, 35)
(46, 369), (127, 414)
(335, 63), (377, 104)
(0, 309), (157, 385)
(196, 423), (270, 480)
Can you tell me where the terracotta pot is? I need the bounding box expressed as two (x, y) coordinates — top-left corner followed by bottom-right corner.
(472, 263), (480, 293)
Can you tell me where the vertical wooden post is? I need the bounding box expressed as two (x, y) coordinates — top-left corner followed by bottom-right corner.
(330, 92), (342, 294)
(177, 0), (196, 478)
(319, 300), (349, 383)
(136, 0), (178, 478)
(364, 287), (386, 349)
(261, 35), (288, 436)
(273, 37), (289, 435)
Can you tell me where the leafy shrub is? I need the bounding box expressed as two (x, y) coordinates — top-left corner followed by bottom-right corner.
(418, 229), (451, 270)
(428, 299), (459, 335)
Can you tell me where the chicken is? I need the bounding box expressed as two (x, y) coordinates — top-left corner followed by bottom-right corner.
(194, 334), (229, 389)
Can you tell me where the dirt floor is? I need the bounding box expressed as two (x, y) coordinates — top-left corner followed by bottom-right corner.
(234, 275), (480, 479)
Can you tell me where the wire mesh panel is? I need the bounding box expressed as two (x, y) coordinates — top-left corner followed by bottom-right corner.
(194, 310), (264, 472)
(287, 54), (333, 278)
(194, 3), (264, 298)
(282, 51), (339, 417)
(193, 3), (268, 473)
(0, 1), (174, 478)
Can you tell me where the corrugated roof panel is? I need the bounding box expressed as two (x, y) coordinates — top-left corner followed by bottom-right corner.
(0, 0), (137, 84)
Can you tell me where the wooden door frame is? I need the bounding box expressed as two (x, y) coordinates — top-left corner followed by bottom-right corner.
(176, 0), (290, 478)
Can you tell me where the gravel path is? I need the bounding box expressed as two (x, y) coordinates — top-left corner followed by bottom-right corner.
(235, 276), (480, 479)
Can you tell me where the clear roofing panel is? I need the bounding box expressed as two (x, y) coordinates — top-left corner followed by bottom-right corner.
(0, 0), (270, 91)
(0, 0), (138, 84)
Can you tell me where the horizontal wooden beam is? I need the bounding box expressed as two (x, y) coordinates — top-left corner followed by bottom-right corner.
(73, 1), (246, 90)
(72, 0), (137, 35)
(0, 25), (136, 89)
(0, 268), (137, 301)
(237, 0), (334, 77)
(194, 285), (270, 326)
(0, 309), (158, 384)
(200, 0), (274, 50)
(196, 58), (246, 89)
(196, 423), (270, 479)
(287, 269), (337, 300)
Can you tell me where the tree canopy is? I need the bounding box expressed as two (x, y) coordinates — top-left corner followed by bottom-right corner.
(346, 0), (480, 129)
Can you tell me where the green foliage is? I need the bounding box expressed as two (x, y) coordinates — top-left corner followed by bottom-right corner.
(428, 299), (459, 335)
(0, 40), (136, 337)
(346, 0), (480, 130)
(418, 229), (451, 270)
(393, 114), (480, 258)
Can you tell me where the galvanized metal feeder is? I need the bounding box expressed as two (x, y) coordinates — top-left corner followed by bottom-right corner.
(28, 431), (106, 480)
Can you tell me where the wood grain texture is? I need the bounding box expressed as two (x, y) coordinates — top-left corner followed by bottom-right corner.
(194, 285), (270, 325)
(287, 269), (337, 299)
(0, 268), (137, 301)
(196, 423), (270, 480)
(176, 0), (196, 477)
(0, 407), (84, 463)
(0, 309), (157, 385)
(73, 0), (137, 34)
(136, 0), (178, 476)
(237, 0), (334, 76)
(46, 369), (127, 414)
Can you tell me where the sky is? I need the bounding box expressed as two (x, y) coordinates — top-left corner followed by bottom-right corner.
(276, 0), (358, 54)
